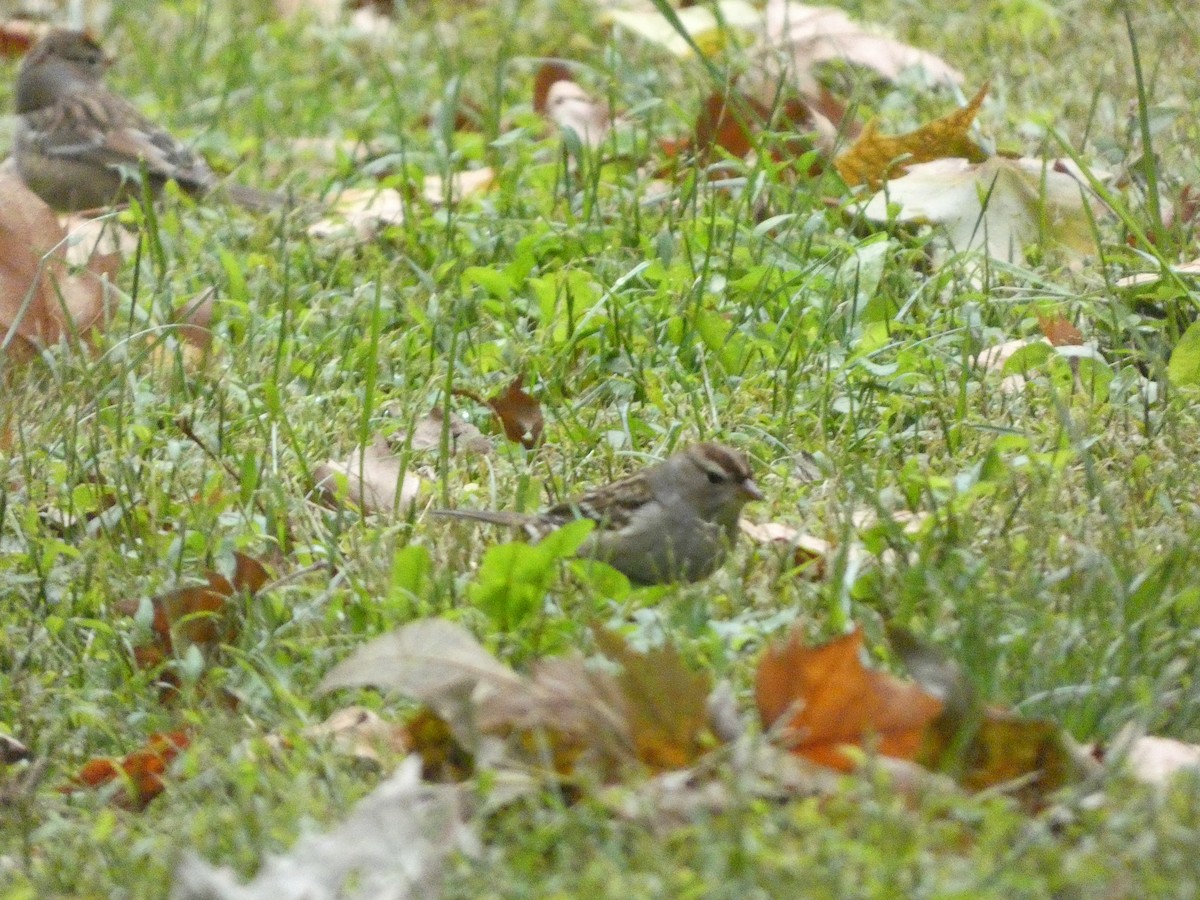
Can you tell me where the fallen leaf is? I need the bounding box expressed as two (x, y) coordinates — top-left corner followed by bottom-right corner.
(58, 211), (140, 268)
(313, 438), (423, 514)
(66, 730), (190, 811)
(861, 156), (1099, 266)
(739, 519), (832, 576)
(763, 1), (963, 92)
(973, 336), (1051, 374)
(476, 653), (633, 778)
(171, 288), (217, 352)
(396, 407), (492, 455)
(1036, 313), (1084, 347)
(1115, 258), (1200, 287)
(308, 187), (405, 240)
(683, 89), (838, 170)
(174, 755), (474, 899)
(305, 706), (410, 766)
(892, 627), (1079, 806)
(756, 627), (943, 771)
(0, 20), (48, 57)
(836, 83), (988, 188)
(117, 552), (271, 674)
(532, 63), (611, 149)
(603, 0), (761, 58)
(1107, 728), (1200, 786)
(317, 618), (524, 746)
(593, 628), (716, 771)
(0, 170), (117, 360)
(485, 376), (544, 449)
(420, 168), (495, 204)
(312, 168), (493, 240)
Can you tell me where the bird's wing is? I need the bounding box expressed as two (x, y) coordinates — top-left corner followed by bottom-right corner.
(542, 471), (656, 532)
(25, 90), (215, 193)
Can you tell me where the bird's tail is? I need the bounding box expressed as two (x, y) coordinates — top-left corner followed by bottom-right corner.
(429, 508), (532, 529)
(217, 181), (289, 212)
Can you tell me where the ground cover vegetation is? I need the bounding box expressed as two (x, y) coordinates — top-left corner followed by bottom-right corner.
(1, 0), (1200, 896)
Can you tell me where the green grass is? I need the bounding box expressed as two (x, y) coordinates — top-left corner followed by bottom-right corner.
(3, 0), (1200, 896)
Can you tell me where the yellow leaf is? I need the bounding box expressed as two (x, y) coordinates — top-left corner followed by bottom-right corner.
(836, 83), (990, 188)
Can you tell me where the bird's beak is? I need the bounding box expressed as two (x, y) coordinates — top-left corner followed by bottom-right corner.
(740, 479), (764, 502)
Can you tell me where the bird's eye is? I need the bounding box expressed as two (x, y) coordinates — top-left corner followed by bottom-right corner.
(706, 470), (724, 485)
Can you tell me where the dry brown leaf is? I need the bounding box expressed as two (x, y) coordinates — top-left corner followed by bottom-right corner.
(0, 20), (49, 57)
(594, 629), (716, 771)
(116, 551), (272, 666)
(0, 170), (117, 360)
(763, 1), (963, 94)
(756, 627), (943, 771)
(313, 438), (423, 514)
(835, 83), (988, 188)
(65, 730), (190, 811)
(683, 90), (839, 170)
(488, 376), (544, 448)
(478, 654), (633, 778)
(1036, 313), (1084, 347)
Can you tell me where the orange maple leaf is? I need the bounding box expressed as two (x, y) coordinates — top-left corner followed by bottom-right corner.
(755, 627), (943, 771)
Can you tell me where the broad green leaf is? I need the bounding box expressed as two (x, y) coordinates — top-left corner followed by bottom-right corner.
(1168, 320), (1200, 387)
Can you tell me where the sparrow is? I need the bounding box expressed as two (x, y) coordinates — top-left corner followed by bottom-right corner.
(435, 442), (763, 585)
(12, 28), (281, 211)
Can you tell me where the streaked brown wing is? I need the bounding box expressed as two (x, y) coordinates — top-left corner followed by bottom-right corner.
(541, 471), (655, 531)
(26, 90), (215, 193)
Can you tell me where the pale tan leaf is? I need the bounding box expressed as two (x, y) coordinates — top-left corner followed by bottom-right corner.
(544, 81), (611, 148)
(313, 438), (422, 514)
(316, 618), (523, 718)
(60, 212), (140, 267)
(274, 0), (343, 25)
(420, 168), (495, 204)
(861, 156), (1098, 266)
(305, 706), (410, 765)
(396, 408), (492, 456)
(1104, 725), (1200, 787)
(174, 756), (473, 900)
(308, 188), (404, 241)
(764, 1), (962, 91)
(602, 0), (761, 58)
(1115, 258), (1200, 288)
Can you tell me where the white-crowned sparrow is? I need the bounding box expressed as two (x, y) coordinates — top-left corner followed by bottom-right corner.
(435, 442), (763, 585)
(13, 29), (281, 211)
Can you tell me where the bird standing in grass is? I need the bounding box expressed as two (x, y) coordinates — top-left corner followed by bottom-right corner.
(12, 28), (281, 211)
(435, 442), (763, 585)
